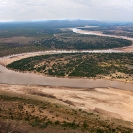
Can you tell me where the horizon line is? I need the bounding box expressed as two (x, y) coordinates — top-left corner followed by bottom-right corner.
(0, 19), (133, 23)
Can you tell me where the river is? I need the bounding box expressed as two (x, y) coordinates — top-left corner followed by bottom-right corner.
(71, 28), (133, 41)
(0, 28), (133, 90)
(0, 61), (133, 91)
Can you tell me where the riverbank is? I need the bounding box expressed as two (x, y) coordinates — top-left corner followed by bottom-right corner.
(1, 84), (133, 122)
(0, 49), (123, 66)
(0, 64), (133, 91)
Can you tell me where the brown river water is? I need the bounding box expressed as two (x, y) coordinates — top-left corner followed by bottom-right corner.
(0, 65), (133, 91)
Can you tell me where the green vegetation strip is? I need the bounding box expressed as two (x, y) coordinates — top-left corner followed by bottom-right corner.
(7, 53), (133, 80)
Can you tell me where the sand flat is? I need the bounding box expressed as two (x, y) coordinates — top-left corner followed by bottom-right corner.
(1, 84), (133, 122)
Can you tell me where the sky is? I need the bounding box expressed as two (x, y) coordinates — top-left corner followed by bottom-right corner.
(0, 0), (133, 22)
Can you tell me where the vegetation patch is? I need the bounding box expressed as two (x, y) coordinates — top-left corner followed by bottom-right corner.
(7, 53), (133, 81)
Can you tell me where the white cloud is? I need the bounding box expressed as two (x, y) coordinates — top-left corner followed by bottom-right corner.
(0, 0), (133, 21)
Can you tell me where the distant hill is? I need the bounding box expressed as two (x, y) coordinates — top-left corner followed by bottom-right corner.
(0, 20), (103, 30)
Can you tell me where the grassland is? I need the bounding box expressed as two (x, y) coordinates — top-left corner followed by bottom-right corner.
(7, 53), (133, 82)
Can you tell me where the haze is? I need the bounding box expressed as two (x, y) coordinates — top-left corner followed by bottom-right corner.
(0, 0), (133, 22)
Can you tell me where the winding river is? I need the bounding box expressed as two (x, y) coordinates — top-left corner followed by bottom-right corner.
(71, 28), (133, 41)
(0, 28), (133, 91)
(0, 64), (133, 91)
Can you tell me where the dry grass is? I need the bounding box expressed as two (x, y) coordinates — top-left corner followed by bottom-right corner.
(0, 36), (35, 44)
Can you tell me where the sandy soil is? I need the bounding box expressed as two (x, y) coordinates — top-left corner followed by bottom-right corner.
(0, 51), (75, 66)
(0, 49), (121, 66)
(1, 84), (133, 122)
(71, 28), (133, 41)
(0, 51), (66, 66)
(0, 36), (34, 44)
(116, 45), (133, 52)
(0, 53), (41, 66)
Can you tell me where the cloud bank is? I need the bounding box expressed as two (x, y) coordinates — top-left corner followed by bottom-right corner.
(0, 0), (133, 21)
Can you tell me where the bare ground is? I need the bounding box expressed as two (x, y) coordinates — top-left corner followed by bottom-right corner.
(1, 84), (133, 122)
(0, 53), (41, 66)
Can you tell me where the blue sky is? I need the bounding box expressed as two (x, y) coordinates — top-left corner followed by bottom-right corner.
(0, 0), (133, 22)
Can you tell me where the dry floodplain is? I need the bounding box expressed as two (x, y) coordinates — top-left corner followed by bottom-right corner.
(1, 84), (133, 122)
